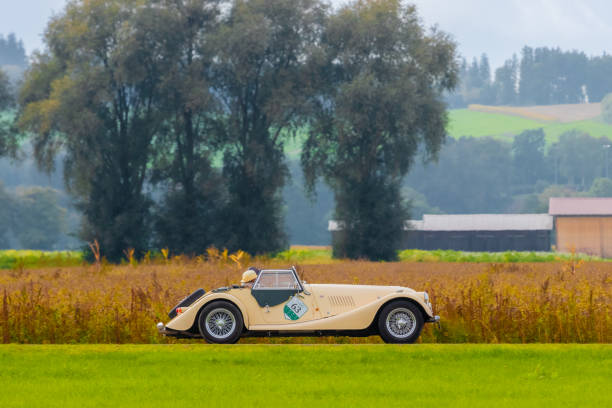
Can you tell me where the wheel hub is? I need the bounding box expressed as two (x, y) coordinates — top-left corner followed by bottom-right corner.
(205, 308), (236, 339)
(385, 308), (417, 338)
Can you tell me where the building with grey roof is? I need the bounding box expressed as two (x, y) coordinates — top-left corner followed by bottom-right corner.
(329, 214), (553, 252)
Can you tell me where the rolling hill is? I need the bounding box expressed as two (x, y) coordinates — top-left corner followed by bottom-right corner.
(447, 104), (612, 143)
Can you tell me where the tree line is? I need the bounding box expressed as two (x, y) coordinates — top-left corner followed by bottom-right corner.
(0, 0), (458, 262)
(450, 47), (612, 107)
(0, 33), (27, 69)
(405, 130), (612, 215)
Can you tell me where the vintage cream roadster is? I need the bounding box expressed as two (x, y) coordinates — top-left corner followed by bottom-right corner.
(157, 267), (439, 343)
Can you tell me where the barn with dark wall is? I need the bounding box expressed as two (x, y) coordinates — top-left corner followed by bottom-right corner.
(549, 197), (612, 257)
(329, 214), (553, 252)
(403, 214), (553, 251)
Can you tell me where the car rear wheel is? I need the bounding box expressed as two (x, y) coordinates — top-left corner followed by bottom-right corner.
(198, 301), (243, 344)
(378, 301), (423, 344)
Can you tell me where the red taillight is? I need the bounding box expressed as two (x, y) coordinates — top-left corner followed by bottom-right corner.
(176, 307), (184, 315)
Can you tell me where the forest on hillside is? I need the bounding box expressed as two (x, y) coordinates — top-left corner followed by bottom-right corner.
(449, 47), (612, 107)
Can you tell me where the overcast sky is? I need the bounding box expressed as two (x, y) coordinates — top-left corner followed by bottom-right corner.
(2, 0), (612, 70)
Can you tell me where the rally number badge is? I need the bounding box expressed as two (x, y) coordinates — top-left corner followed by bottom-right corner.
(284, 295), (308, 320)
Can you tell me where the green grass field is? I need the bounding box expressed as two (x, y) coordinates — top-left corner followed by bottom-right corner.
(447, 109), (612, 142)
(0, 345), (609, 407)
(0, 248), (607, 268)
(0, 250), (82, 269)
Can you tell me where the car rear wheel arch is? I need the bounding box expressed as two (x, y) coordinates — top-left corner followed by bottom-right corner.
(197, 300), (245, 343)
(193, 299), (247, 334)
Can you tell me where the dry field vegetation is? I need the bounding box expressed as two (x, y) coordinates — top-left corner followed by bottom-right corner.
(1, 249), (610, 344)
(468, 103), (602, 122)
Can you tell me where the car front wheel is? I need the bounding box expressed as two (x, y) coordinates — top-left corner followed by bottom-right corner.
(378, 301), (423, 344)
(198, 301), (243, 344)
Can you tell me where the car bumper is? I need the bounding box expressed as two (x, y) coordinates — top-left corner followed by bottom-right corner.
(157, 322), (200, 339)
(426, 315), (440, 324)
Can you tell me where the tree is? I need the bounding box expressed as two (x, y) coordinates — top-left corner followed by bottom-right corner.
(492, 55), (518, 105)
(0, 181), (14, 248)
(302, 0), (458, 260)
(512, 128), (546, 187)
(211, 0), (325, 254)
(18, 0), (165, 261)
(602, 93), (612, 124)
(0, 33), (28, 68)
(586, 54), (612, 102)
(479, 53), (491, 85)
(553, 131), (606, 189)
(405, 137), (512, 213)
(0, 68), (15, 156)
(13, 187), (66, 249)
(146, 0), (226, 254)
(589, 178), (612, 197)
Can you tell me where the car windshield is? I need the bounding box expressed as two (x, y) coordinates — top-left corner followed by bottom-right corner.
(254, 270), (299, 289)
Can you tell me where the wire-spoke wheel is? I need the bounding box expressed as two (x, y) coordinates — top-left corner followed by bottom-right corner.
(198, 301), (243, 344)
(378, 301), (423, 344)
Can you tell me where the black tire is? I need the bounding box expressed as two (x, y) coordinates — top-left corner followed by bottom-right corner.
(377, 300), (424, 344)
(198, 301), (243, 344)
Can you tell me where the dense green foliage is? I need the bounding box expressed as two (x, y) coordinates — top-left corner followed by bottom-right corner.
(602, 93), (612, 124)
(12, 0), (327, 257)
(0, 183), (68, 250)
(0, 69), (14, 156)
(302, 0), (458, 260)
(0, 345), (610, 407)
(147, 0), (225, 254)
(406, 130), (612, 214)
(214, 0), (324, 254)
(5, 1), (612, 256)
(18, 0), (168, 261)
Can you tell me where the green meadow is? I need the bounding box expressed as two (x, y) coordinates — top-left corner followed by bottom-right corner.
(0, 248), (607, 268)
(447, 109), (612, 142)
(0, 345), (610, 408)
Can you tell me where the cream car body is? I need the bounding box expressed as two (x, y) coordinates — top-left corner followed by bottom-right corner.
(158, 267), (439, 343)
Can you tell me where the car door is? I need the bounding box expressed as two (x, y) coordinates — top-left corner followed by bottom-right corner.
(250, 269), (319, 324)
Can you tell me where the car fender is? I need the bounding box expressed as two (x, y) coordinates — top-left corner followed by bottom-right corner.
(166, 292), (250, 332)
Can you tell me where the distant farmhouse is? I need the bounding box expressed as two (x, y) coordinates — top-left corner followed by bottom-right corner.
(550, 197), (612, 258)
(328, 197), (612, 257)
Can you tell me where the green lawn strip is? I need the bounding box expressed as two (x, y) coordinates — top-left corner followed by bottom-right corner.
(0, 250), (83, 269)
(0, 344), (609, 408)
(0, 249), (606, 268)
(397, 249), (608, 263)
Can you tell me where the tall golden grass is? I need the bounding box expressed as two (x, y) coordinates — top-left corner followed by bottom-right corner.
(0, 256), (610, 343)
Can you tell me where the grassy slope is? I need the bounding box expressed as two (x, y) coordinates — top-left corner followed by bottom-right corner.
(0, 345), (610, 408)
(448, 109), (612, 142)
